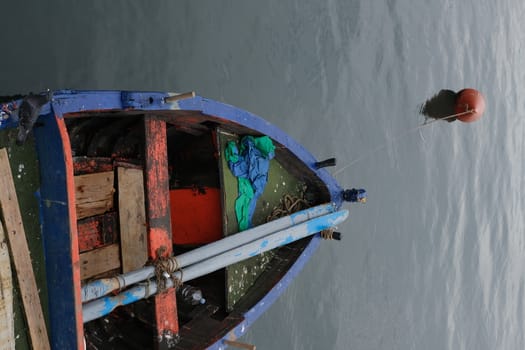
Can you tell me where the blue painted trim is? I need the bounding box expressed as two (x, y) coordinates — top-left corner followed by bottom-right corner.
(50, 90), (170, 116)
(33, 112), (79, 349)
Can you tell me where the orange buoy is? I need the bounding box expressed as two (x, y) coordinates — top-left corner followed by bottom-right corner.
(454, 88), (485, 122)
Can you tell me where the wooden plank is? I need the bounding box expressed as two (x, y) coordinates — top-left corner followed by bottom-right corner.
(223, 340), (256, 350)
(79, 243), (121, 280)
(74, 171), (115, 219)
(0, 223), (15, 350)
(0, 148), (50, 350)
(77, 212), (118, 252)
(118, 167), (148, 272)
(144, 117), (179, 348)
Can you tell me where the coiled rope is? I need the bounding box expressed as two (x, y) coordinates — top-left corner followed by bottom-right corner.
(266, 185), (309, 222)
(154, 255), (182, 293)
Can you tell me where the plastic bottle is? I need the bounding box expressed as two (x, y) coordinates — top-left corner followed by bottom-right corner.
(177, 285), (206, 305)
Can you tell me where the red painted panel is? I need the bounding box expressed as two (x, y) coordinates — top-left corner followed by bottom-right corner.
(170, 188), (222, 245)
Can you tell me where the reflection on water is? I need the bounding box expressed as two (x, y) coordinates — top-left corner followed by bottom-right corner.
(1, 0), (525, 349)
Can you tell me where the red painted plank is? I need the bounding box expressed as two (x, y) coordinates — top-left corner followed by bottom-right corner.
(77, 212), (118, 252)
(143, 117), (179, 347)
(144, 119), (172, 256)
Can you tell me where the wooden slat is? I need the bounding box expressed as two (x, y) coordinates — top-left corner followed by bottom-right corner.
(0, 223), (15, 350)
(0, 148), (50, 350)
(79, 243), (121, 280)
(223, 340), (256, 350)
(74, 171), (115, 219)
(118, 167), (148, 272)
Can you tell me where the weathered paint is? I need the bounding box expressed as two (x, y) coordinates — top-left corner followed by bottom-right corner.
(72, 157), (114, 175)
(83, 282), (153, 323)
(34, 114), (84, 350)
(26, 90), (347, 348)
(143, 117), (179, 346)
(81, 203), (335, 304)
(77, 212), (117, 252)
(81, 278), (121, 302)
(82, 210), (349, 322)
(177, 210), (348, 283)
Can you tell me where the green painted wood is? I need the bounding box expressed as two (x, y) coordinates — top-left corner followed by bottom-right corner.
(0, 129), (48, 350)
(217, 130), (304, 311)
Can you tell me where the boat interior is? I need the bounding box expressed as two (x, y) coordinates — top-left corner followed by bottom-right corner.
(63, 111), (330, 349)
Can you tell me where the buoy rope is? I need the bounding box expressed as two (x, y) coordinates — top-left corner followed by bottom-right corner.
(333, 108), (475, 176)
(421, 108), (475, 125)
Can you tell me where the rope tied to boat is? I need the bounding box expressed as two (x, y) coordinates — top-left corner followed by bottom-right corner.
(266, 186), (309, 222)
(154, 255), (183, 292)
(320, 228), (340, 240)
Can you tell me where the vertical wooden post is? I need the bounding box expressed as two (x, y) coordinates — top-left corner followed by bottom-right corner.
(143, 117), (179, 348)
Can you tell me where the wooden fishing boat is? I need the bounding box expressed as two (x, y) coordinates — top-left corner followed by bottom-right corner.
(0, 90), (360, 349)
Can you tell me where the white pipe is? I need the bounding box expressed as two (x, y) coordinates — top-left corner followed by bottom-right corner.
(82, 209), (348, 322)
(81, 203), (336, 302)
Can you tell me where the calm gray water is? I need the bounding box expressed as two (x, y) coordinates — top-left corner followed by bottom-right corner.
(2, 1), (524, 349)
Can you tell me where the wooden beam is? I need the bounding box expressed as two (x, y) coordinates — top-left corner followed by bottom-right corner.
(144, 117), (179, 348)
(79, 243), (121, 280)
(164, 91), (195, 103)
(74, 171), (115, 219)
(0, 148), (50, 350)
(223, 339), (256, 350)
(0, 222), (15, 350)
(118, 167), (148, 272)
